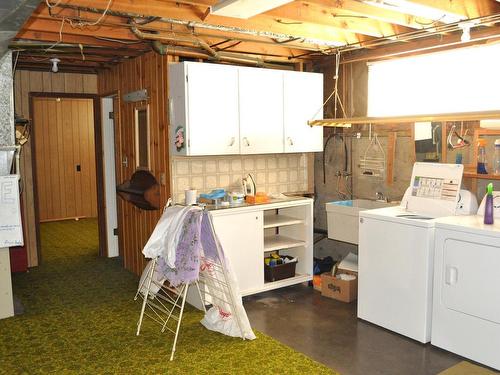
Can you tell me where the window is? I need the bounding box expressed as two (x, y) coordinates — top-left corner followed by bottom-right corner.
(134, 105), (150, 170)
(367, 44), (500, 117)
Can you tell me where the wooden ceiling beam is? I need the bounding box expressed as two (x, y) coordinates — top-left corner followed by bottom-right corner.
(13, 30), (149, 49)
(264, 1), (413, 38)
(12, 46), (146, 57)
(18, 53), (120, 63)
(407, 0), (500, 19)
(16, 64), (100, 73)
(21, 17), (139, 42)
(303, 0), (432, 29)
(340, 23), (500, 63)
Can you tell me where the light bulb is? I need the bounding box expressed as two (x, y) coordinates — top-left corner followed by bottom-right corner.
(50, 58), (60, 73)
(460, 26), (470, 42)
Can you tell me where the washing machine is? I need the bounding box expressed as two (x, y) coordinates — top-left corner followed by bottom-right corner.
(358, 163), (465, 343)
(432, 215), (500, 370)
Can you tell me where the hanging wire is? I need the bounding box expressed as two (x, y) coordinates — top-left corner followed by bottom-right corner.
(45, 0), (63, 8)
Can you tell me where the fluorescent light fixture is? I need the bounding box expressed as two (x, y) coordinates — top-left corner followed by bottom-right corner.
(363, 0), (465, 24)
(211, 0), (293, 19)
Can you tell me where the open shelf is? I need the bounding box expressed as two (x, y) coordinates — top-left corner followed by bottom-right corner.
(239, 274), (313, 296)
(263, 214), (304, 229)
(264, 235), (305, 252)
(463, 172), (500, 180)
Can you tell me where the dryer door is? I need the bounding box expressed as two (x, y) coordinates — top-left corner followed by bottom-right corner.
(442, 237), (500, 324)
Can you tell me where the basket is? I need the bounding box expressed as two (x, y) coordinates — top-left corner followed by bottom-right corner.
(264, 256), (297, 282)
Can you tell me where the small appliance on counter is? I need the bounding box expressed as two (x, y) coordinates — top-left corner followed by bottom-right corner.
(242, 174), (256, 196)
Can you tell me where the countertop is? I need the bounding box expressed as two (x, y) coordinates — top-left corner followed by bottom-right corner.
(195, 195), (312, 212)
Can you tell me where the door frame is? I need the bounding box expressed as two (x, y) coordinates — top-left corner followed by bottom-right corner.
(101, 94), (120, 258)
(29, 92), (108, 261)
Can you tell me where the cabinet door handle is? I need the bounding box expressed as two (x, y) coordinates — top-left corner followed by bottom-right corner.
(243, 137), (250, 147)
(445, 265), (458, 285)
(228, 137), (235, 146)
(287, 137), (294, 146)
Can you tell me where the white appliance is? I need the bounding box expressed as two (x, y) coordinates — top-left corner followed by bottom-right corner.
(358, 163), (465, 343)
(431, 215), (500, 370)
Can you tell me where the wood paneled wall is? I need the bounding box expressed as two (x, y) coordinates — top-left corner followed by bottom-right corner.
(33, 98), (97, 222)
(14, 70), (97, 267)
(98, 52), (172, 275)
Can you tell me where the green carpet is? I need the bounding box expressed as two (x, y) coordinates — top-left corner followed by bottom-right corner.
(0, 219), (335, 374)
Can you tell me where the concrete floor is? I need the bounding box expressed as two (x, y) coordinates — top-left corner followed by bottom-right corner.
(243, 284), (463, 375)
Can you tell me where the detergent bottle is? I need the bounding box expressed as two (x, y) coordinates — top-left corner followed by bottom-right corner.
(477, 139), (488, 174)
(484, 183), (494, 225)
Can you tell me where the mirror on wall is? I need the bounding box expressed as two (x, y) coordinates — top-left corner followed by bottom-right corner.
(135, 105), (150, 170)
(414, 122), (442, 162)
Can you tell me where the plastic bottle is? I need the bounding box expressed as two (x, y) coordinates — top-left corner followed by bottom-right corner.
(477, 139), (488, 174)
(484, 183), (494, 225)
(494, 139), (500, 175)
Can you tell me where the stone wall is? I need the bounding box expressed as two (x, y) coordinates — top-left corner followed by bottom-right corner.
(0, 51), (13, 147)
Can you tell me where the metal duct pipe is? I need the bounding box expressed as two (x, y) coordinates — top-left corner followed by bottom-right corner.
(131, 26), (219, 58)
(151, 40), (290, 69)
(133, 26), (291, 68)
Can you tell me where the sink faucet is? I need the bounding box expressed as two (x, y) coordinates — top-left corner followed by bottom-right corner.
(376, 191), (388, 202)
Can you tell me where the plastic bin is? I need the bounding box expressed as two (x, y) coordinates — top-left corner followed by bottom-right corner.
(264, 256), (297, 282)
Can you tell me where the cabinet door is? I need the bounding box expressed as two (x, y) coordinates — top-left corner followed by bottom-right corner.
(238, 67), (284, 154)
(187, 63), (240, 155)
(283, 71), (323, 152)
(211, 211), (264, 295)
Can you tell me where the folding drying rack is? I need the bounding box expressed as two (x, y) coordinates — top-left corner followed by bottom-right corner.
(134, 203), (247, 361)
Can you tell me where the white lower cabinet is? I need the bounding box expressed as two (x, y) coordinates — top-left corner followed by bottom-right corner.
(211, 211), (264, 294)
(210, 198), (313, 296)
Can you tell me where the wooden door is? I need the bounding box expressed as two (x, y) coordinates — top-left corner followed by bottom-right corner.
(33, 97), (97, 221)
(238, 67), (284, 154)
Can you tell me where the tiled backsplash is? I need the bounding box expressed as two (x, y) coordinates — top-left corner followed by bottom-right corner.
(171, 154), (309, 203)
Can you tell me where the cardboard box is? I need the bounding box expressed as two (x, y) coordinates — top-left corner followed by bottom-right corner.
(321, 269), (358, 303)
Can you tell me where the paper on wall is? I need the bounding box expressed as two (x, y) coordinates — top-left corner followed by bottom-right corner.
(0, 175), (23, 247)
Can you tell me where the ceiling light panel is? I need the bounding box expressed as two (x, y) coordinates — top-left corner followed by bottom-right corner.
(211, 0), (293, 19)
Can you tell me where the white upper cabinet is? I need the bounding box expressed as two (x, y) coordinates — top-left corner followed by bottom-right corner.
(169, 62), (323, 156)
(283, 71), (323, 153)
(169, 62), (239, 156)
(238, 67), (284, 154)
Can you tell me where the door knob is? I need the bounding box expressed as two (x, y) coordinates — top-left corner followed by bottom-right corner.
(228, 137), (235, 146)
(287, 137), (294, 146)
(122, 156), (128, 168)
(243, 137), (250, 147)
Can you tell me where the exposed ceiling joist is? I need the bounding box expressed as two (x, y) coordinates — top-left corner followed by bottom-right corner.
(11, 0), (500, 72)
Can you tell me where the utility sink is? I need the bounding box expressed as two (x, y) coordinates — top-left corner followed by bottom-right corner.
(326, 199), (397, 244)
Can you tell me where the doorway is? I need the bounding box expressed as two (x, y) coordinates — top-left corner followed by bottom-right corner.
(30, 93), (108, 262)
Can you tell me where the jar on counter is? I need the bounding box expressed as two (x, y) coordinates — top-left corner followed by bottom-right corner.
(477, 139), (488, 174)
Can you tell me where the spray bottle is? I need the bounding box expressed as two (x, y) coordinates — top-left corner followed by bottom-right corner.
(484, 182), (494, 225)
